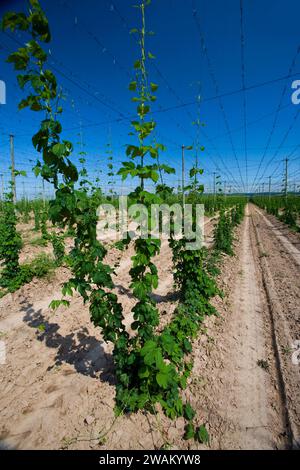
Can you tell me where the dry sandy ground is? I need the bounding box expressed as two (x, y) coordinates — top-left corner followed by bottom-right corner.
(251, 204), (300, 447)
(17, 221), (54, 264)
(190, 204), (300, 449)
(0, 206), (299, 449)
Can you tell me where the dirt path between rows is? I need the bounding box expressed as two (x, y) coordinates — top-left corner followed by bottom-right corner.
(220, 207), (275, 448)
(190, 205), (288, 449)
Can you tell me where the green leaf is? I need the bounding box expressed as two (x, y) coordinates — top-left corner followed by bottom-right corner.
(52, 143), (65, 157)
(129, 81), (137, 91)
(33, 165), (41, 177)
(156, 371), (169, 389)
(17, 74), (31, 89)
(14, 170), (27, 177)
(183, 423), (195, 440)
(183, 403), (196, 421)
(148, 52), (155, 59)
(159, 164), (175, 174)
(138, 366), (150, 379)
(134, 60), (141, 69)
(7, 48), (29, 70)
(49, 299), (70, 310)
(141, 340), (157, 355)
(62, 283), (75, 297)
(1, 12), (29, 33)
(150, 170), (159, 183)
(150, 82), (158, 92)
(195, 424), (209, 444)
(137, 104), (150, 118)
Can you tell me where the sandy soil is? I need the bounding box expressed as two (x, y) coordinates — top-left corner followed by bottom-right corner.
(0, 205), (299, 449)
(250, 204), (300, 447)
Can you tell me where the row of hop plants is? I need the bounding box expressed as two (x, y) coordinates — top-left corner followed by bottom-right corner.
(213, 203), (245, 256)
(5, 182), (246, 228)
(1, 0), (246, 444)
(251, 195), (300, 232)
(15, 197), (47, 224)
(0, 179), (63, 297)
(0, 182), (65, 295)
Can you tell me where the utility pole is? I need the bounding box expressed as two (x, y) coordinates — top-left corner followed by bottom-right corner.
(181, 145), (185, 207)
(284, 158), (288, 200)
(268, 176), (271, 201)
(262, 182), (265, 194)
(224, 180), (227, 198)
(10, 134), (16, 203)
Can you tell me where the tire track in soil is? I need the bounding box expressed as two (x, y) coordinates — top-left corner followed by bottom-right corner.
(254, 207), (300, 267)
(191, 205), (287, 449)
(250, 204), (300, 448)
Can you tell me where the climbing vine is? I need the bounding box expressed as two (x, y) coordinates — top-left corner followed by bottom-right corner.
(2, 0), (129, 406)
(115, 0), (179, 414)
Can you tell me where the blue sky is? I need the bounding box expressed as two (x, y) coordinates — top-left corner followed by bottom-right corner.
(0, 0), (300, 197)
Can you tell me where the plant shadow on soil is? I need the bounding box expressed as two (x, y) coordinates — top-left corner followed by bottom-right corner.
(151, 291), (180, 303)
(19, 299), (116, 385)
(115, 283), (180, 303)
